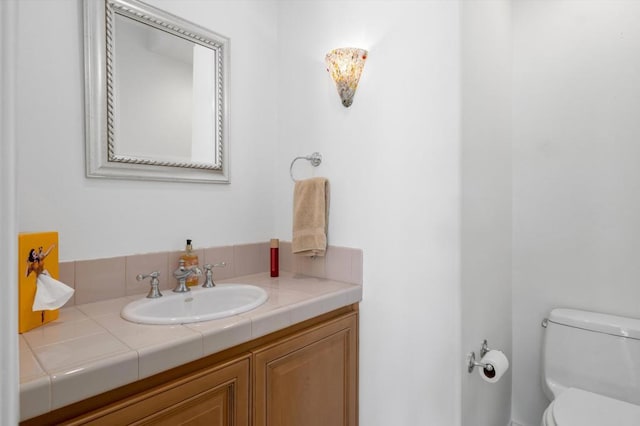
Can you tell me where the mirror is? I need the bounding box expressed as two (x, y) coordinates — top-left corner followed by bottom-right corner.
(84, 0), (229, 183)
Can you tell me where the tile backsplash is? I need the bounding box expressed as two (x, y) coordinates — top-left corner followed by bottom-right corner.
(58, 242), (363, 307)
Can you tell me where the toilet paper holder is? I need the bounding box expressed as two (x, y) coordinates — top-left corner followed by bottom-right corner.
(467, 339), (494, 373)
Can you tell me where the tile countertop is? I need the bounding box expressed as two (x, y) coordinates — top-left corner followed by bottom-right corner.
(19, 272), (362, 421)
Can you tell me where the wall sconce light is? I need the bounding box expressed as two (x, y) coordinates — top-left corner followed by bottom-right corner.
(325, 47), (368, 108)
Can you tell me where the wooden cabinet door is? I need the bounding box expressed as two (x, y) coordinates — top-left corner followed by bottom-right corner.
(66, 356), (249, 426)
(131, 376), (238, 426)
(253, 313), (358, 426)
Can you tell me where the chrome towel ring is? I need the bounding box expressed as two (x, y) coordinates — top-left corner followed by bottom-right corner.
(289, 152), (322, 182)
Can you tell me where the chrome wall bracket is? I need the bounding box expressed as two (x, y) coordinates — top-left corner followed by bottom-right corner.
(467, 339), (493, 374)
(289, 152), (322, 182)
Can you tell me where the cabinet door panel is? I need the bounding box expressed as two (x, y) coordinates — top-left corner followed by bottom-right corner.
(133, 380), (232, 426)
(68, 357), (249, 426)
(254, 314), (357, 426)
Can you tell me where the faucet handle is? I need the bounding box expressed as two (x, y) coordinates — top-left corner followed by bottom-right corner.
(137, 271), (160, 280)
(173, 259), (190, 277)
(204, 262), (227, 270)
(136, 271), (162, 299)
(202, 262), (227, 288)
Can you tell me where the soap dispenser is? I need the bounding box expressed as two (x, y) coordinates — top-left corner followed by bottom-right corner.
(180, 239), (200, 286)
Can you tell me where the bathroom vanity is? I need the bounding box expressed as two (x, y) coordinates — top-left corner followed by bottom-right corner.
(19, 272), (361, 425)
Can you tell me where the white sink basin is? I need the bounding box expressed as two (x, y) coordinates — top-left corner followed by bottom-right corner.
(121, 284), (268, 325)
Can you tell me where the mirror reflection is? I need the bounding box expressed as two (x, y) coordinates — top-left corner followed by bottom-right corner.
(113, 14), (218, 166)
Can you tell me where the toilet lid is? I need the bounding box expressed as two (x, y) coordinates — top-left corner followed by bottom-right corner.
(552, 388), (640, 426)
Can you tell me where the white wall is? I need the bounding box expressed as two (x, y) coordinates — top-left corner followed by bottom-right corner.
(275, 1), (462, 424)
(460, 2), (512, 426)
(512, 1), (640, 425)
(16, 0), (279, 261)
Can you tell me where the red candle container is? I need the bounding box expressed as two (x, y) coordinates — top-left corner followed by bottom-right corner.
(270, 239), (279, 277)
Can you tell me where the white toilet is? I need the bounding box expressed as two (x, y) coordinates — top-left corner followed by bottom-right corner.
(540, 308), (640, 425)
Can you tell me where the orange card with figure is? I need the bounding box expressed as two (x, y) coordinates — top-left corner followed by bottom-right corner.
(18, 232), (60, 333)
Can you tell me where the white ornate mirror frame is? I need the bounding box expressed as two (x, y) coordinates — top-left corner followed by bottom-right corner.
(84, 0), (230, 183)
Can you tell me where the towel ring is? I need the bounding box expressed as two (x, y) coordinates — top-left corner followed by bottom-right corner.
(290, 152), (322, 182)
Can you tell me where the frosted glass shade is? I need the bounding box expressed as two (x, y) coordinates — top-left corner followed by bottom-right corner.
(325, 47), (368, 107)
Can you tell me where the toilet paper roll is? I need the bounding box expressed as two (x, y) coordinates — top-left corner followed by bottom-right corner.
(32, 273), (74, 311)
(478, 350), (509, 384)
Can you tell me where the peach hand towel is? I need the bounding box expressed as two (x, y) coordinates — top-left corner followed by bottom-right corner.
(292, 177), (329, 256)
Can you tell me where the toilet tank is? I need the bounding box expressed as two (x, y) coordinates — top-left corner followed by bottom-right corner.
(541, 308), (640, 405)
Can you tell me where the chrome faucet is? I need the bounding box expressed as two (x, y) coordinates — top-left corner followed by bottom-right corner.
(137, 271), (162, 298)
(172, 259), (201, 293)
(202, 262), (227, 288)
